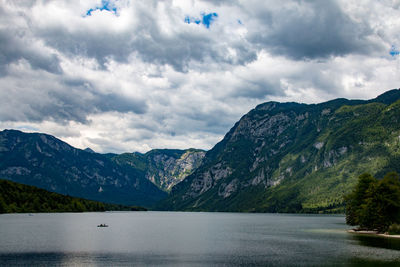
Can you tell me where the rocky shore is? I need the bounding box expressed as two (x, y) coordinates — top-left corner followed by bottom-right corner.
(348, 229), (400, 239)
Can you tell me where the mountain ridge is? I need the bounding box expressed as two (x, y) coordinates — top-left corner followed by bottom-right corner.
(0, 129), (166, 207)
(1, 89), (399, 212)
(0, 129), (205, 206)
(158, 88), (400, 212)
(111, 148), (205, 191)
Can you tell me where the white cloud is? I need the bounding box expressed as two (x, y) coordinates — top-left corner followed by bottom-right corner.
(0, 0), (399, 153)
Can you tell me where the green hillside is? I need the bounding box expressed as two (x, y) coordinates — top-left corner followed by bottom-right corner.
(158, 89), (400, 213)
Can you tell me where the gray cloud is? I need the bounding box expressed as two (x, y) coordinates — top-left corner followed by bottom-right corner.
(0, 29), (62, 75)
(0, 0), (398, 153)
(37, 27), (132, 68)
(248, 0), (383, 59)
(32, 2), (256, 72)
(97, 93), (147, 114)
(0, 6), (62, 75)
(230, 79), (284, 99)
(0, 73), (147, 123)
(200, 0), (238, 5)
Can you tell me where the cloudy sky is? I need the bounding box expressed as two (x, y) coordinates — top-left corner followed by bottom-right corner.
(0, 0), (399, 153)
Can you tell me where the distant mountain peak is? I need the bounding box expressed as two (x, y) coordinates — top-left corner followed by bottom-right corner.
(84, 147), (95, 153)
(112, 148), (206, 191)
(371, 88), (400, 105)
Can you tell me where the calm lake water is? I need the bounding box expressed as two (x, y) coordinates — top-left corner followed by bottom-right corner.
(1, 212), (400, 266)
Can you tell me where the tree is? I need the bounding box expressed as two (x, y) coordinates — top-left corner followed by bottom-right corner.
(360, 172), (400, 231)
(344, 173), (376, 226)
(0, 196), (6, 213)
(345, 172), (400, 232)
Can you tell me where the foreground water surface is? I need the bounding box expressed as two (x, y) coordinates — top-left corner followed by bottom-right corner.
(1, 212), (400, 266)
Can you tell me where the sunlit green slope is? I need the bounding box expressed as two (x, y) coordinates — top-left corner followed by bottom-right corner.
(159, 89), (400, 213)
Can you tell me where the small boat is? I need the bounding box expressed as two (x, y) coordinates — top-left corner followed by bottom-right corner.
(97, 224), (109, 227)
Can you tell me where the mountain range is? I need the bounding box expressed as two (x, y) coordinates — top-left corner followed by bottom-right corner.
(1, 89), (399, 212)
(0, 129), (205, 207)
(159, 89), (400, 212)
(0, 129), (170, 206)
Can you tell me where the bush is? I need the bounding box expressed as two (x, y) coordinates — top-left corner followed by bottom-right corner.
(388, 224), (400, 235)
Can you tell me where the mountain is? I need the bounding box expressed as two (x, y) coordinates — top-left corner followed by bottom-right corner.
(111, 149), (205, 191)
(0, 130), (166, 207)
(158, 89), (400, 213)
(84, 147), (95, 153)
(0, 179), (144, 213)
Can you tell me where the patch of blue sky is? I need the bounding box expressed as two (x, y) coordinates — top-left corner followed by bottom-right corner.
(86, 0), (117, 16)
(202, 12), (218, 28)
(184, 12), (218, 28)
(390, 45), (400, 56)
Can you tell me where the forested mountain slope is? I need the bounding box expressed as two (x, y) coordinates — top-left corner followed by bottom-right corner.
(0, 179), (142, 213)
(159, 89), (400, 212)
(0, 130), (166, 207)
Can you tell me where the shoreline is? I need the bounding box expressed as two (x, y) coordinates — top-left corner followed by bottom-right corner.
(347, 229), (400, 239)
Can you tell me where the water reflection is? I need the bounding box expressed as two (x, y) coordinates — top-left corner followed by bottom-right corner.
(351, 233), (400, 250)
(2, 212), (400, 266)
(348, 258), (400, 267)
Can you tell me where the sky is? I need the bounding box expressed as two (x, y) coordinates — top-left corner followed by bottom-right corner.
(0, 0), (400, 153)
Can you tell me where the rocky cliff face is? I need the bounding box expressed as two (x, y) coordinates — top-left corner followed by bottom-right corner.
(112, 149), (205, 191)
(159, 89), (400, 212)
(0, 130), (166, 207)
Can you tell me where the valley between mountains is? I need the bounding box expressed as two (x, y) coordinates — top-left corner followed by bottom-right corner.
(1, 89), (400, 213)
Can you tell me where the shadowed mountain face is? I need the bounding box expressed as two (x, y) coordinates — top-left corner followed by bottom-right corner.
(0, 130), (166, 207)
(158, 89), (400, 213)
(111, 149), (205, 192)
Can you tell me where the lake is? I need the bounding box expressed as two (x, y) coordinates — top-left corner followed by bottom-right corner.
(1, 212), (400, 266)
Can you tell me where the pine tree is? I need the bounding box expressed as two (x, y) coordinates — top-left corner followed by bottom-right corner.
(345, 172), (400, 232)
(344, 173), (376, 226)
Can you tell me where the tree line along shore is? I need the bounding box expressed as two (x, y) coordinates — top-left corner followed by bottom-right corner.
(345, 172), (400, 234)
(0, 179), (146, 213)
